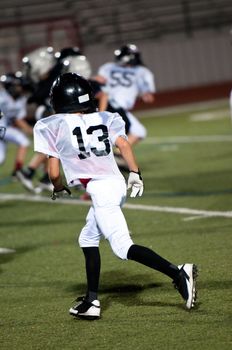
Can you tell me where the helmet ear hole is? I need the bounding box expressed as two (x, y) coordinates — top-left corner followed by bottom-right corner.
(50, 73), (96, 114)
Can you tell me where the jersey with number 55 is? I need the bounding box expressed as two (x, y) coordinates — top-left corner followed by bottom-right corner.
(33, 111), (126, 185)
(98, 62), (155, 110)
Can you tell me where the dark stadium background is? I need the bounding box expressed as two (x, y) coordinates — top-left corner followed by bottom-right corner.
(0, 0), (231, 109)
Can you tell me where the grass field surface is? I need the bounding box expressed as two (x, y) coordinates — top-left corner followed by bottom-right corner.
(0, 100), (232, 349)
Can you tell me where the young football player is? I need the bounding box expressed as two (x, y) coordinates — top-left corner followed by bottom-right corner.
(33, 73), (198, 320)
(0, 72), (33, 177)
(17, 46), (106, 196)
(97, 44), (155, 147)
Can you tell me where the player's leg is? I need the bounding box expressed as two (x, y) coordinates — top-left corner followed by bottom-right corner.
(89, 178), (197, 309)
(69, 206), (102, 319)
(4, 127), (30, 177)
(14, 145), (28, 172)
(0, 139), (6, 165)
(16, 153), (53, 193)
(88, 177), (133, 260)
(18, 152), (44, 182)
(126, 243), (197, 309)
(126, 111), (147, 146)
(78, 206), (102, 300)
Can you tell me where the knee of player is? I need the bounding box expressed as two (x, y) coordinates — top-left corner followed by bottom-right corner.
(108, 235), (134, 260)
(139, 126), (147, 139)
(78, 234), (87, 247)
(78, 232), (100, 248)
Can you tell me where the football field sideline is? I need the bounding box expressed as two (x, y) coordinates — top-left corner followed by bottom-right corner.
(1, 192), (232, 220)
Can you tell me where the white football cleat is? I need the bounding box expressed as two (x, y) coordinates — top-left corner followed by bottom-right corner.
(16, 170), (35, 193)
(69, 297), (100, 319)
(173, 263), (198, 309)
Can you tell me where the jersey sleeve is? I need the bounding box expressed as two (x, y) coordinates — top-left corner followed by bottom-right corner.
(109, 112), (127, 145)
(138, 67), (156, 93)
(33, 120), (59, 158)
(97, 63), (112, 79)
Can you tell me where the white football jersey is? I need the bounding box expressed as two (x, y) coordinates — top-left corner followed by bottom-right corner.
(0, 88), (27, 126)
(98, 62), (155, 110)
(34, 111), (126, 185)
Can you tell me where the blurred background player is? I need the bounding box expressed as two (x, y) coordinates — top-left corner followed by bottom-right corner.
(16, 46), (106, 196)
(0, 72), (33, 178)
(96, 44), (155, 169)
(16, 46), (57, 192)
(0, 109), (6, 140)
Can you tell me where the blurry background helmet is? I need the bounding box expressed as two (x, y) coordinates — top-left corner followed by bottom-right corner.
(22, 47), (56, 83)
(55, 47), (92, 79)
(114, 44), (143, 66)
(0, 71), (31, 98)
(50, 72), (96, 113)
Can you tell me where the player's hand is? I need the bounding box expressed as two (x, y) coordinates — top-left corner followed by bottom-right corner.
(51, 186), (72, 200)
(127, 170), (144, 197)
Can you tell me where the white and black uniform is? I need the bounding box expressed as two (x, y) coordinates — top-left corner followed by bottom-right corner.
(34, 111), (134, 259)
(98, 62), (156, 138)
(0, 89), (29, 164)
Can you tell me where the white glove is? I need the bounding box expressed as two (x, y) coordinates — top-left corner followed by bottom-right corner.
(127, 171), (144, 197)
(51, 186), (72, 200)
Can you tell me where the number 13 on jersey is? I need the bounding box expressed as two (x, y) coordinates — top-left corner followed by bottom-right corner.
(72, 124), (111, 160)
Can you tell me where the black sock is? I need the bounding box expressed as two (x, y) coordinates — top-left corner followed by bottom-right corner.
(82, 247), (101, 302)
(24, 167), (35, 179)
(39, 172), (50, 183)
(127, 244), (179, 280)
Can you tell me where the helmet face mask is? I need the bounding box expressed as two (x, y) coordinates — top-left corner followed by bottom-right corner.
(50, 73), (96, 114)
(114, 44), (143, 66)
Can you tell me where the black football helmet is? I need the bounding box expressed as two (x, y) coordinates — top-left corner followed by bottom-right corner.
(0, 72), (29, 98)
(55, 47), (92, 79)
(55, 47), (82, 61)
(22, 47), (56, 83)
(114, 44), (143, 66)
(50, 72), (97, 113)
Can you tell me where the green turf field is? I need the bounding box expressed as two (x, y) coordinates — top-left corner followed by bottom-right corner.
(0, 100), (232, 349)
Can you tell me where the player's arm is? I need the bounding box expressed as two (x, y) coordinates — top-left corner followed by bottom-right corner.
(14, 118), (33, 135)
(115, 136), (139, 172)
(91, 75), (107, 84)
(48, 156), (71, 199)
(139, 68), (156, 104)
(95, 90), (108, 112)
(48, 156), (63, 190)
(141, 92), (155, 104)
(115, 136), (143, 197)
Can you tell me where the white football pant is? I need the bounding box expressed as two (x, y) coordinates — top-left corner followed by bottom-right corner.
(78, 177), (134, 260)
(126, 111), (147, 139)
(0, 126), (30, 164)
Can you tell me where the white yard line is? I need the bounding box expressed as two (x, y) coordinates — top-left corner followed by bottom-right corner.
(0, 247), (16, 254)
(0, 193), (232, 219)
